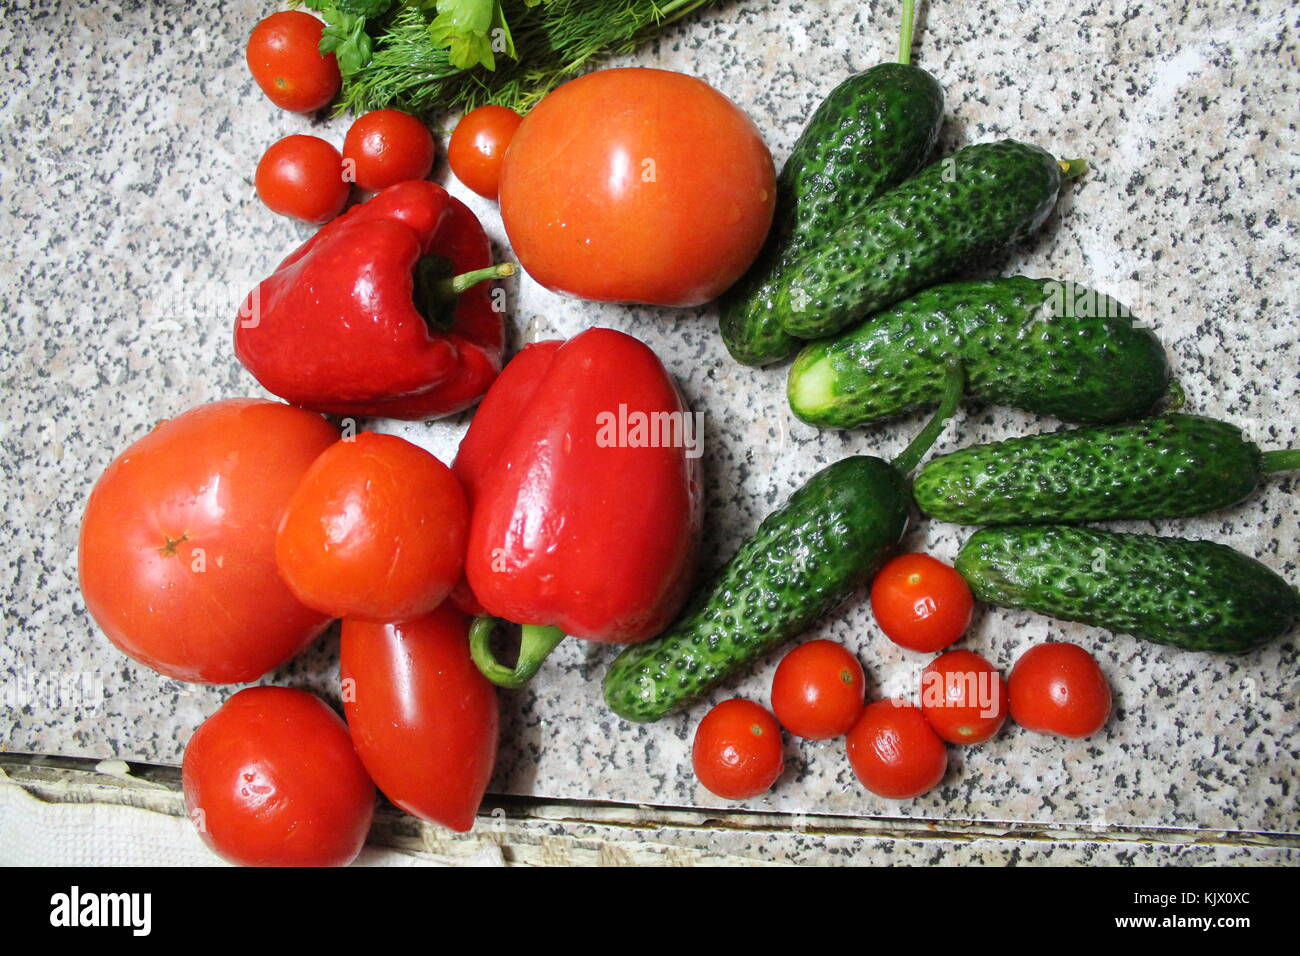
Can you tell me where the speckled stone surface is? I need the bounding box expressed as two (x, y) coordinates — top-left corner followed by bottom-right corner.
(2, 0), (1296, 845)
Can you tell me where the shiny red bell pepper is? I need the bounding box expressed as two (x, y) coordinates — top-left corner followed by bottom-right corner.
(454, 327), (703, 687)
(234, 180), (510, 420)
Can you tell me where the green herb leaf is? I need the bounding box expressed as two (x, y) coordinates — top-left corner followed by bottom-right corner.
(337, 0), (394, 15)
(427, 0), (516, 71)
(319, 9), (374, 76)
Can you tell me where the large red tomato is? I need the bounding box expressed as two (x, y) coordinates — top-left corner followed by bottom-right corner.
(183, 686), (375, 867)
(499, 68), (776, 307)
(78, 399), (337, 683)
(341, 606), (499, 832)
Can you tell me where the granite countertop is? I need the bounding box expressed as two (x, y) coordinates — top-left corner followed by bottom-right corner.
(2, 0), (1297, 858)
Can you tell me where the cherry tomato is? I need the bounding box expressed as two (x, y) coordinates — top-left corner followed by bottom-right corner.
(276, 432), (468, 623)
(499, 67), (775, 307)
(78, 400), (336, 683)
(770, 640), (866, 740)
(920, 649), (1008, 744)
(342, 109), (437, 193)
(1008, 642), (1112, 738)
(448, 105), (522, 200)
(246, 11), (340, 113)
(182, 687), (375, 867)
(846, 699), (948, 800)
(870, 553), (975, 653)
(692, 699), (784, 801)
(341, 606), (498, 832)
(255, 134), (350, 224)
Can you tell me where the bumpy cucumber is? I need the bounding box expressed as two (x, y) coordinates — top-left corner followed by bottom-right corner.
(788, 276), (1171, 429)
(603, 456), (909, 721)
(604, 367), (963, 722)
(778, 141), (1084, 340)
(956, 526), (1300, 654)
(719, 62), (943, 366)
(915, 415), (1300, 524)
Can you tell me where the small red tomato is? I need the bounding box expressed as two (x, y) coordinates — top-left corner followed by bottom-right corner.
(871, 553), (974, 653)
(920, 649), (1008, 744)
(256, 134), (349, 224)
(246, 11), (340, 113)
(276, 432), (469, 622)
(448, 105), (523, 200)
(341, 606), (498, 832)
(846, 699), (947, 800)
(182, 687), (375, 867)
(1008, 642), (1112, 739)
(770, 640), (866, 740)
(342, 109), (437, 193)
(692, 699), (784, 801)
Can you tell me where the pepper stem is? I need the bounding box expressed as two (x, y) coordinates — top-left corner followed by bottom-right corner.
(469, 616), (567, 689)
(413, 258), (515, 331)
(1058, 158), (1089, 180)
(1261, 449), (1300, 474)
(891, 361), (965, 475)
(898, 0), (916, 66)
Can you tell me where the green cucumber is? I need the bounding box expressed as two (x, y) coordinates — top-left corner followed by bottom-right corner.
(603, 366), (964, 723)
(718, 0), (943, 366)
(956, 526), (1300, 654)
(915, 414), (1300, 525)
(788, 276), (1171, 429)
(778, 141), (1085, 340)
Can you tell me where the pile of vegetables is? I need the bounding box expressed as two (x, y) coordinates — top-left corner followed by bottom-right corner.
(71, 0), (1298, 865)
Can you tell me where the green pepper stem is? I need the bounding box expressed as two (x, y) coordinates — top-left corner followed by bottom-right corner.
(469, 616), (567, 689)
(898, 0), (916, 66)
(440, 263), (516, 298)
(891, 361), (965, 475)
(1058, 158), (1089, 180)
(1261, 449), (1300, 474)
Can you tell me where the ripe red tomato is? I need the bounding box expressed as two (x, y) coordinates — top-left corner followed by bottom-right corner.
(341, 606), (498, 832)
(246, 11), (340, 113)
(255, 134), (350, 224)
(499, 68), (776, 307)
(870, 552), (975, 653)
(183, 687), (375, 867)
(275, 432), (468, 623)
(1008, 642), (1112, 738)
(78, 399), (337, 683)
(846, 699), (948, 800)
(342, 109), (437, 193)
(692, 699), (785, 801)
(920, 649), (1008, 744)
(448, 104), (523, 200)
(770, 640), (866, 740)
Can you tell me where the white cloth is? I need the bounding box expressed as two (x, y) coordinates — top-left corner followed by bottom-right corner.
(0, 768), (503, 867)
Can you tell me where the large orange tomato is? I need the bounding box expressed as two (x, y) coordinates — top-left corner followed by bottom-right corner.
(499, 68), (776, 307)
(78, 399), (338, 683)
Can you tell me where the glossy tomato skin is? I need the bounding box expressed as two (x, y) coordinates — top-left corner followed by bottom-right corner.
(341, 606), (498, 832)
(448, 105), (523, 200)
(770, 640), (866, 740)
(182, 687), (375, 867)
(871, 553), (975, 653)
(78, 399), (337, 683)
(256, 134), (350, 224)
(499, 68), (775, 307)
(920, 650), (1008, 745)
(846, 699), (948, 800)
(1009, 642), (1112, 739)
(246, 11), (340, 113)
(692, 699), (785, 801)
(276, 433), (468, 623)
(342, 109), (437, 192)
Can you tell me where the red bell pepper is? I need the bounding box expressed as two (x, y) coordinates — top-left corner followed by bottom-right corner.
(234, 180), (511, 420)
(454, 327), (704, 687)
